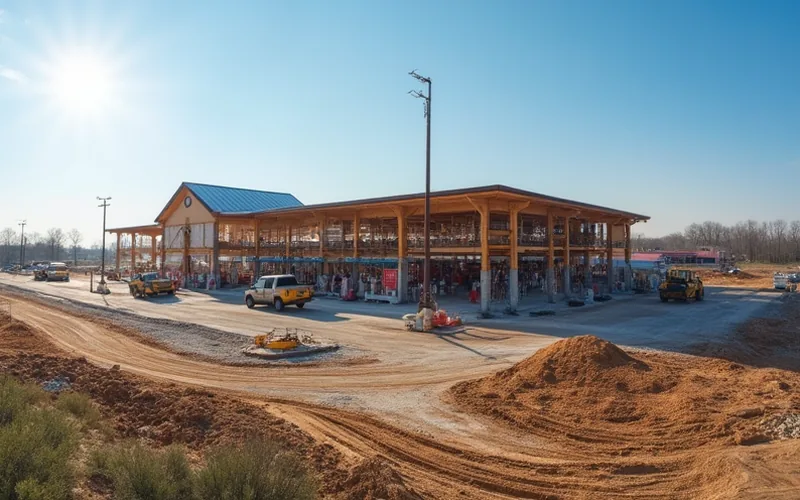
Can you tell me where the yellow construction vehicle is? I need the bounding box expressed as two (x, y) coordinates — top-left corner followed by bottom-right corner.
(659, 269), (704, 302)
(129, 272), (176, 298)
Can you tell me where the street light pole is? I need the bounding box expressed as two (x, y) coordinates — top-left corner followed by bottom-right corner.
(17, 221), (26, 266)
(97, 197), (111, 288)
(409, 70), (433, 323)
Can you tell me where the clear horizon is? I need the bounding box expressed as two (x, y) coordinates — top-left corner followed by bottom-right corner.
(1, 0), (798, 245)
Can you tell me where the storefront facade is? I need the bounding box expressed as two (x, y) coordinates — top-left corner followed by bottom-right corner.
(109, 183), (649, 312)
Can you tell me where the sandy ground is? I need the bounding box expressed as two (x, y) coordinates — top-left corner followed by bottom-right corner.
(1, 272), (798, 498)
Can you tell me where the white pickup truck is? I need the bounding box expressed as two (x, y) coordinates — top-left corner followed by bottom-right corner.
(244, 274), (313, 311)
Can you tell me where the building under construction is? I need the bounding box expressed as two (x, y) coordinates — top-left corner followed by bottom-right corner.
(108, 182), (649, 313)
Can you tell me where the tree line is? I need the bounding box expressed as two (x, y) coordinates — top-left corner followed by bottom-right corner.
(633, 220), (800, 264)
(0, 227), (98, 265)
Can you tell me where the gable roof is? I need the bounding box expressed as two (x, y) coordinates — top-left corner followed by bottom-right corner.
(155, 182), (303, 223)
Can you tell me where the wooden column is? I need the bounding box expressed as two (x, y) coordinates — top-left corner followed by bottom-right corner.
(115, 232), (121, 273)
(508, 203), (528, 311)
(563, 216), (571, 298)
(607, 223), (614, 293)
(393, 207), (408, 303)
(253, 220), (260, 280)
(396, 209), (406, 259)
(131, 232), (137, 273)
(480, 202), (490, 313)
(547, 211), (555, 303)
(319, 218), (325, 257)
(353, 213), (360, 258)
(510, 209), (519, 270)
(285, 225), (291, 257)
(160, 230), (166, 275)
(150, 236), (157, 269)
(624, 223), (632, 263)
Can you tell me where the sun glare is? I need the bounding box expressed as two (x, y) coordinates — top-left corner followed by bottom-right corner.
(48, 50), (114, 116)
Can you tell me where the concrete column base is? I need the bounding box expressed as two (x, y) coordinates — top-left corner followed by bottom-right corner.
(563, 268), (571, 300)
(546, 267), (555, 303)
(421, 307), (434, 331)
(624, 264), (633, 291)
(509, 269), (519, 310)
(397, 258), (409, 303)
(480, 270), (491, 314)
(608, 264), (615, 294)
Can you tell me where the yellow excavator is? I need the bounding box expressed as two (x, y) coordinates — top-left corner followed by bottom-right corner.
(659, 269), (704, 302)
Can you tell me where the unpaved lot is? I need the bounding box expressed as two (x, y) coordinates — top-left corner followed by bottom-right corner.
(2, 289), (800, 498)
(1, 272), (799, 498)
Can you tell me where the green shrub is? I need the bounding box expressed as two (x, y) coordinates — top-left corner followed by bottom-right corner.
(55, 392), (102, 429)
(88, 443), (192, 500)
(194, 437), (318, 500)
(0, 376), (46, 426)
(0, 383), (77, 500)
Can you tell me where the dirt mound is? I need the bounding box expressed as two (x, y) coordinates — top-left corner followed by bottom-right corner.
(337, 456), (422, 500)
(488, 335), (656, 396)
(449, 334), (800, 454)
(0, 311), (42, 351)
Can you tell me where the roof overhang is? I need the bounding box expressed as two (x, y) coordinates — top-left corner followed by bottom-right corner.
(106, 224), (162, 237)
(252, 184), (650, 222)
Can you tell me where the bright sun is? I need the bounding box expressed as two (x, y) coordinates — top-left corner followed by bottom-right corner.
(48, 50), (114, 116)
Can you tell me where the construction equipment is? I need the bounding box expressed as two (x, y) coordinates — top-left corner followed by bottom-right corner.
(129, 272), (176, 298)
(253, 328), (311, 350)
(659, 269), (704, 302)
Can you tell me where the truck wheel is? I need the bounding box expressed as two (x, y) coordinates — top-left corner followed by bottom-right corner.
(130, 287), (136, 297)
(246, 296), (255, 309)
(696, 290), (703, 301)
(660, 296), (668, 303)
(296, 302), (305, 309)
(274, 298), (284, 312)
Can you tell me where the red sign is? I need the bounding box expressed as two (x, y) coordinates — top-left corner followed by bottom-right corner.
(383, 269), (398, 291)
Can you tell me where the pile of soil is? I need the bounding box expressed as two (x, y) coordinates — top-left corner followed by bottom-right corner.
(0, 311), (40, 351)
(695, 269), (775, 289)
(337, 456), (422, 500)
(449, 334), (800, 454)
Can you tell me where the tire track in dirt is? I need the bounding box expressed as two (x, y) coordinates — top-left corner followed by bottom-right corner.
(0, 292), (783, 499)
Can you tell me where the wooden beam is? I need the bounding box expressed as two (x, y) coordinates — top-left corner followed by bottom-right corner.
(353, 213), (360, 258)
(547, 212), (554, 267)
(115, 233), (121, 272)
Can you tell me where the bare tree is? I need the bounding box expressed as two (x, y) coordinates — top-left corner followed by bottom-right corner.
(68, 229), (83, 266)
(46, 228), (66, 261)
(1, 228), (17, 265)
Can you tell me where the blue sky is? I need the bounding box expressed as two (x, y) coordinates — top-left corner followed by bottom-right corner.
(1, 0), (798, 244)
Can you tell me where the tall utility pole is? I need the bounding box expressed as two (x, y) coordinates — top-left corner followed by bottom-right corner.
(409, 70), (433, 321)
(97, 197), (111, 287)
(17, 221), (26, 266)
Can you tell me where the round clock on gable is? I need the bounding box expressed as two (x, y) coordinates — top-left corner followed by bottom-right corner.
(184, 196), (192, 208)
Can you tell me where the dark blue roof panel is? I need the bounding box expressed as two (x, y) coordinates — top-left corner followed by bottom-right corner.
(185, 182), (303, 214)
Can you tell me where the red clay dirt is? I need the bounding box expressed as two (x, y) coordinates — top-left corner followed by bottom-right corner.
(450, 334), (800, 454)
(4, 295), (800, 498)
(335, 455), (423, 500)
(0, 312), (348, 496)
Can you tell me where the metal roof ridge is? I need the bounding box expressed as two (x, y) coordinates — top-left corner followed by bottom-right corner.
(183, 181), (298, 197)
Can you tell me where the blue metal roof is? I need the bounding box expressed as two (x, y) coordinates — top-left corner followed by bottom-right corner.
(184, 182), (303, 214)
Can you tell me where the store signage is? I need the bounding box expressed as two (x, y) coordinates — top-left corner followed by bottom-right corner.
(384, 269), (398, 291)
